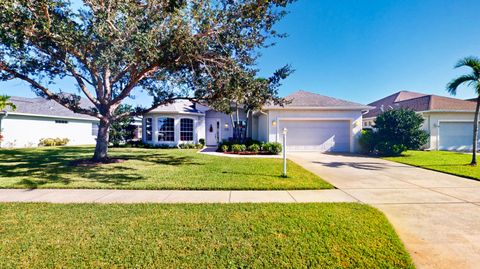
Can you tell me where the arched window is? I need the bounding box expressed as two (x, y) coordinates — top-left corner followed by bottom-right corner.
(158, 117), (174, 141)
(180, 118), (194, 141)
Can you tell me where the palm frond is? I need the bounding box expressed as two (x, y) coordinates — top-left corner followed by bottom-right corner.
(446, 74), (477, 95)
(455, 56), (480, 75)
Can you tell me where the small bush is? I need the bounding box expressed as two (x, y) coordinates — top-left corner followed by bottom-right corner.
(246, 138), (261, 147)
(178, 143), (196, 149)
(247, 144), (260, 153)
(231, 144), (246, 153)
(39, 137), (69, 147)
(198, 138), (205, 145)
(195, 143), (204, 149)
(359, 130), (375, 154)
(263, 142), (282, 154)
(221, 144), (229, 152)
(217, 140), (232, 152)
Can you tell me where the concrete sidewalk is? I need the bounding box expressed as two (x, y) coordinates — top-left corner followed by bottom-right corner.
(0, 189), (357, 203)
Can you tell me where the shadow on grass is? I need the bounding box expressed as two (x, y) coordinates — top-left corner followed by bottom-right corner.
(0, 147), (204, 188)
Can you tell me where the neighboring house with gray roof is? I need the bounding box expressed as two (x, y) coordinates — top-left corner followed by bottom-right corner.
(364, 91), (479, 151)
(0, 96), (99, 148)
(143, 90), (372, 152)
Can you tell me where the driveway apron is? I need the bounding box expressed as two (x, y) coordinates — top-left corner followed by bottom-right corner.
(289, 152), (480, 269)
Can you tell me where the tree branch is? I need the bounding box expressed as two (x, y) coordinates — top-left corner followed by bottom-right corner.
(0, 62), (101, 118)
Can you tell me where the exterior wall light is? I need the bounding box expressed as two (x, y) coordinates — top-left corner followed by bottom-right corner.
(272, 120), (277, 127)
(224, 123), (229, 129)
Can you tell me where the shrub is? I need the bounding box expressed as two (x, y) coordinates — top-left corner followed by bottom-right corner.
(221, 144), (229, 152)
(217, 140), (232, 152)
(231, 144), (246, 153)
(359, 129), (375, 154)
(195, 143), (204, 149)
(39, 137), (69, 147)
(373, 108), (429, 156)
(178, 143), (196, 149)
(247, 144), (260, 153)
(263, 142), (282, 154)
(245, 138), (261, 147)
(198, 138), (205, 145)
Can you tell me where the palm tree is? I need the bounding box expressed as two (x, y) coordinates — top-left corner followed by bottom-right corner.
(0, 95), (15, 111)
(447, 56), (480, 165)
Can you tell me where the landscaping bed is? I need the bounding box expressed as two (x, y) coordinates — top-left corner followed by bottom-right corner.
(384, 150), (480, 180)
(0, 203), (414, 268)
(0, 146), (332, 190)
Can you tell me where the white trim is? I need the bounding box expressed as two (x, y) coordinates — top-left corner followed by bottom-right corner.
(5, 112), (98, 122)
(264, 106), (373, 111)
(421, 110), (477, 113)
(275, 117), (354, 152)
(145, 111), (205, 116)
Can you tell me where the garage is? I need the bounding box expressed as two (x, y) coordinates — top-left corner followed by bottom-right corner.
(278, 120), (351, 152)
(439, 122), (478, 151)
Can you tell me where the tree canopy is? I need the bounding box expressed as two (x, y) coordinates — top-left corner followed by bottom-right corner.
(0, 0), (294, 160)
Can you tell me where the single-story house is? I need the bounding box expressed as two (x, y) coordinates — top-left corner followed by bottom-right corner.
(143, 90), (372, 152)
(0, 96), (99, 148)
(363, 91), (479, 151)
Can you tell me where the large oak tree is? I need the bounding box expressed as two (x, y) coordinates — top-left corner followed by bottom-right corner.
(0, 0), (293, 161)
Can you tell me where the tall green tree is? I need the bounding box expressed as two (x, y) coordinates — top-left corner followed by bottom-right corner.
(447, 56), (480, 166)
(208, 66), (292, 143)
(0, 0), (293, 161)
(0, 95), (16, 111)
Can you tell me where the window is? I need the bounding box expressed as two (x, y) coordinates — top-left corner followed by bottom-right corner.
(145, 118), (153, 141)
(180, 118), (194, 141)
(55, 120), (68, 124)
(92, 123), (99, 136)
(158, 117), (174, 141)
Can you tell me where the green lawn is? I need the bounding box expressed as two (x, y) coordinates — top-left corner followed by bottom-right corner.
(384, 150), (480, 180)
(0, 146), (332, 190)
(0, 203), (413, 268)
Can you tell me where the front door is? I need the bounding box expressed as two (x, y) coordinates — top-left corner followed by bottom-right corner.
(206, 118), (221, 146)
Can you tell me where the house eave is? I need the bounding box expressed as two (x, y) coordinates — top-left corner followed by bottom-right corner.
(262, 106), (374, 111)
(144, 111), (205, 116)
(5, 112), (99, 121)
(419, 110), (477, 113)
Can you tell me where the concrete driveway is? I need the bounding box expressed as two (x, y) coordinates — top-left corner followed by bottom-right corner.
(289, 152), (480, 269)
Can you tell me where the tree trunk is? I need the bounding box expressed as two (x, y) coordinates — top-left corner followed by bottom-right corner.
(93, 118), (111, 162)
(471, 96), (480, 165)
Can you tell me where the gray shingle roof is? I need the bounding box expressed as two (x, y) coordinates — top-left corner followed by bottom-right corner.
(265, 90), (371, 109)
(147, 100), (209, 114)
(4, 96), (97, 120)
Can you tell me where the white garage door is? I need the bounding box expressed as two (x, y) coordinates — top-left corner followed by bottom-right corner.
(279, 120), (350, 152)
(439, 122), (478, 151)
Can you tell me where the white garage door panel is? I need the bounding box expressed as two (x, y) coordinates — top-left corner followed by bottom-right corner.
(439, 122), (479, 151)
(279, 120), (350, 152)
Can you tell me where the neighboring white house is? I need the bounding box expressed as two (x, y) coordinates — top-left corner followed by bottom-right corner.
(364, 91), (479, 151)
(142, 90), (372, 153)
(0, 96), (99, 148)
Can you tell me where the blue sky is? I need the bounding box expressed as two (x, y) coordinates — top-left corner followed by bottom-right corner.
(2, 0), (480, 105)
